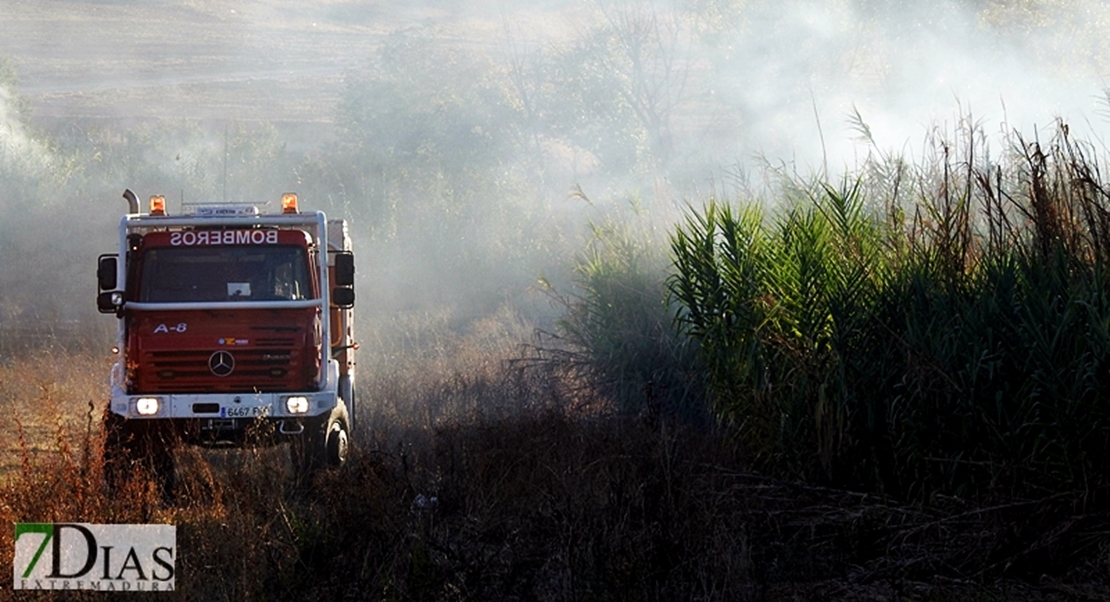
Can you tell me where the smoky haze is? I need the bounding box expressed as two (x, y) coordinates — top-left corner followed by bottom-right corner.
(0, 0), (1108, 332)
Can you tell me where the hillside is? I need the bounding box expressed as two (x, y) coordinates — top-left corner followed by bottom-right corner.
(0, 1), (568, 124)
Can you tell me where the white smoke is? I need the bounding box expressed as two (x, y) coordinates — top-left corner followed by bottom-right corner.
(705, 0), (1110, 175)
(0, 80), (54, 185)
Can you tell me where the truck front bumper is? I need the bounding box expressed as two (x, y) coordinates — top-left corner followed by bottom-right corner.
(109, 390), (337, 420)
(107, 360), (339, 421)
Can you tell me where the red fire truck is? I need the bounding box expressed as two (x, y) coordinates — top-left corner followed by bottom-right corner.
(97, 190), (356, 492)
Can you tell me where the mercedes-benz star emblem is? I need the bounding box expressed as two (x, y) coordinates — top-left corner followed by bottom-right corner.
(209, 350), (235, 377)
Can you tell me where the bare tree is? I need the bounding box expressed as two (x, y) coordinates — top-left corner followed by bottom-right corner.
(592, 0), (697, 173)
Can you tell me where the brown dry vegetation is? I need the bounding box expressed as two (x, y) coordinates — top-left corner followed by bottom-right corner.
(0, 313), (1106, 600)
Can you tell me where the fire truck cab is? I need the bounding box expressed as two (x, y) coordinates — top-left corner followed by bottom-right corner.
(97, 190), (356, 492)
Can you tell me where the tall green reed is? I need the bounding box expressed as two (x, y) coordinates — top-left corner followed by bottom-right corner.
(670, 119), (1110, 502)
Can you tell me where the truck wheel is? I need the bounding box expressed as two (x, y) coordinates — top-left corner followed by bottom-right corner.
(102, 411), (176, 500)
(290, 401), (350, 481)
(339, 375), (356, 434)
(325, 419), (349, 466)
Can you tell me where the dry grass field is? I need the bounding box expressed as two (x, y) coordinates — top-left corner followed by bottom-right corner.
(0, 315), (1103, 600)
(0, 0), (568, 129)
(1, 0), (393, 121)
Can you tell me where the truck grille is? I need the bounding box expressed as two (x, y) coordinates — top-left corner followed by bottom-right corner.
(254, 337), (296, 347)
(135, 347), (306, 392)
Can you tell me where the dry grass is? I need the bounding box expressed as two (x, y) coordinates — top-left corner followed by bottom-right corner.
(0, 346), (107, 475)
(0, 313), (1106, 600)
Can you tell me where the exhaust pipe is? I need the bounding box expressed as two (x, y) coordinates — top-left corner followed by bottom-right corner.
(122, 188), (139, 214)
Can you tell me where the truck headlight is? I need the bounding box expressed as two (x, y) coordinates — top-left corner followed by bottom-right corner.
(135, 397), (161, 416)
(285, 396), (309, 414)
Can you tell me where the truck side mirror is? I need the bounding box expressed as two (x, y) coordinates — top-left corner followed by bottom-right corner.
(332, 287), (355, 308)
(334, 252), (355, 287)
(98, 255), (118, 290)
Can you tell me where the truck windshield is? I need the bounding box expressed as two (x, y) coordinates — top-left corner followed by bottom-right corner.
(138, 245), (312, 302)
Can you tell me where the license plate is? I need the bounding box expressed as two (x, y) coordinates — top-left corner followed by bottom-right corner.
(221, 405), (270, 418)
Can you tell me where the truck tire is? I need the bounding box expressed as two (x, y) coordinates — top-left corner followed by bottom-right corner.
(339, 374), (356, 434)
(102, 410), (176, 500)
(325, 417), (349, 466)
(290, 400), (350, 480)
